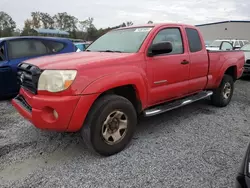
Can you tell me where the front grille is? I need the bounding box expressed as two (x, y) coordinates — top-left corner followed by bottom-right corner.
(17, 63), (42, 94)
(246, 60), (250, 64)
(15, 95), (32, 112)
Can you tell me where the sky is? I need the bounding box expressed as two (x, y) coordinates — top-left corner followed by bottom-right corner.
(1, 0), (250, 29)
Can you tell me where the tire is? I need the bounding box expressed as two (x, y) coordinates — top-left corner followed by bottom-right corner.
(211, 74), (234, 107)
(81, 94), (137, 156)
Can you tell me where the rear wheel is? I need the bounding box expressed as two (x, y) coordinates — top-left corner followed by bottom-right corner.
(81, 94), (137, 156)
(211, 74), (234, 107)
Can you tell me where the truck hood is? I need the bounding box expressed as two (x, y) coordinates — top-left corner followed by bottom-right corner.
(24, 52), (137, 70)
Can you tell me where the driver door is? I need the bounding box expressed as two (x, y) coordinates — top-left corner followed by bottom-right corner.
(145, 27), (190, 105)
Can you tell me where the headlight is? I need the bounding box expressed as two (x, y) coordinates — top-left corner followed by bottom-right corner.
(38, 70), (77, 92)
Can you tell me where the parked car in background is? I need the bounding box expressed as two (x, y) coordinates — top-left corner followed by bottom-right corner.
(240, 44), (250, 76)
(206, 39), (249, 51)
(12, 23), (244, 156)
(0, 36), (77, 97)
(74, 42), (89, 51)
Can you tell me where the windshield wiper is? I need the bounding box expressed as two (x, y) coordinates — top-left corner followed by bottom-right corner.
(98, 50), (122, 53)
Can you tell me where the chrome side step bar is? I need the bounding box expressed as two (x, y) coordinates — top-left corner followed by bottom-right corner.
(143, 91), (213, 117)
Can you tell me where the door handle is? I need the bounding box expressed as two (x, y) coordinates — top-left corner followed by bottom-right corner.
(181, 60), (189, 65)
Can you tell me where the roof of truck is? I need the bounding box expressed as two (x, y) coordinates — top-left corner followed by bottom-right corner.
(114, 23), (196, 30)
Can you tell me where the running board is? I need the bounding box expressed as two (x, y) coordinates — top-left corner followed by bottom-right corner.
(143, 91), (213, 117)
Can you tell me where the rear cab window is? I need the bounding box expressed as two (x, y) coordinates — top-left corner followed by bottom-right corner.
(185, 28), (202, 52)
(7, 39), (48, 59)
(43, 40), (66, 53)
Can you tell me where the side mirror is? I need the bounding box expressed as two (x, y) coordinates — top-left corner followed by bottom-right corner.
(148, 42), (173, 57)
(219, 41), (233, 51)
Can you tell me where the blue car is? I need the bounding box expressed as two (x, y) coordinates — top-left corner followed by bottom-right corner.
(0, 36), (77, 97)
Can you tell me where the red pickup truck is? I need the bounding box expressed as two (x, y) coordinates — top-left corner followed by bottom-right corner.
(12, 23), (244, 156)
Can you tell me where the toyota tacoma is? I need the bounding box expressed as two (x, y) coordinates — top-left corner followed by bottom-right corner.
(12, 23), (245, 156)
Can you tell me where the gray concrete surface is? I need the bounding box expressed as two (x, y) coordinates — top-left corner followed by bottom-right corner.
(1, 79), (250, 188)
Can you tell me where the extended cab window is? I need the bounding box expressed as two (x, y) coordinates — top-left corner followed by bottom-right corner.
(185, 28), (202, 52)
(43, 40), (65, 53)
(8, 39), (48, 59)
(0, 42), (6, 61)
(152, 28), (184, 54)
(86, 27), (153, 53)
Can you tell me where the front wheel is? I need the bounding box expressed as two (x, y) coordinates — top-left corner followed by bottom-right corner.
(211, 74), (234, 107)
(81, 94), (137, 156)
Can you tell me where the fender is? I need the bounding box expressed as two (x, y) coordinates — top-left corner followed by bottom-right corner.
(81, 72), (149, 109)
(215, 58), (238, 87)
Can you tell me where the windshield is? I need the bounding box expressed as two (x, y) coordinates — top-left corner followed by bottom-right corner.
(86, 27), (153, 53)
(241, 44), (250, 51)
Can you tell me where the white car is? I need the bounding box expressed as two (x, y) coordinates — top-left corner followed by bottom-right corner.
(206, 39), (249, 51)
(240, 44), (250, 76)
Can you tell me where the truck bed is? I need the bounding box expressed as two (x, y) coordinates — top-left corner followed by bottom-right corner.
(206, 50), (245, 89)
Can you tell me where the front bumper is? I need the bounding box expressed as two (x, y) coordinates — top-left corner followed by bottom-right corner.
(12, 88), (99, 132)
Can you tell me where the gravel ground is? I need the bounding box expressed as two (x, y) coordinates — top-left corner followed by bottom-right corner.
(1, 79), (250, 188)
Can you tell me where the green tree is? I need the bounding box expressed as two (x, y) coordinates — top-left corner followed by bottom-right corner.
(82, 17), (97, 40)
(79, 20), (88, 32)
(53, 12), (79, 38)
(13, 28), (21, 36)
(126, 21), (133, 26)
(31, 11), (41, 28)
(53, 12), (78, 31)
(85, 17), (94, 28)
(120, 21), (133, 27)
(40, 12), (54, 29)
(78, 20), (88, 38)
(121, 22), (126, 27)
(0, 11), (16, 37)
(53, 12), (65, 29)
(21, 19), (33, 36)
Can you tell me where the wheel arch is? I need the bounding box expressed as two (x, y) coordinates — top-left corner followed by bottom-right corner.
(215, 61), (238, 87)
(81, 72), (148, 111)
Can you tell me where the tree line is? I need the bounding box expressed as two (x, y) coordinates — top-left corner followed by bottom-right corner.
(0, 11), (154, 41)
